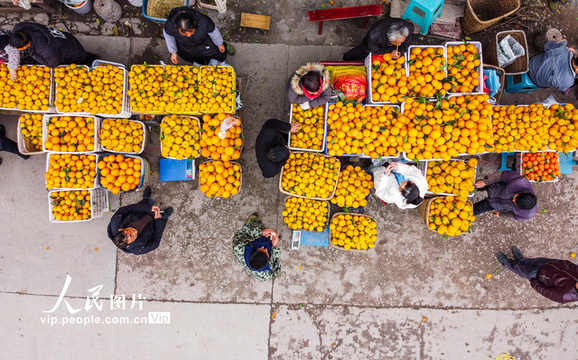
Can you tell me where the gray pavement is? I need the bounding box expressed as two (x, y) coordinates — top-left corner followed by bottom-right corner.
(1, 37), (578, 359)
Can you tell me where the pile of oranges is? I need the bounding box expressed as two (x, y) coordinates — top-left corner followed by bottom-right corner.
(19, 113), (43, 151)
(98, 154), (142, 194)
(101, 118), (144, 153)
(160, 115), (201, 160)
(281, 152), (340, 199)
(289, 104), (325, 150)
(491, 104), (553, 153)
(403, 94), (494, 161)
(325, 101), (407, 158)
(128, 65), (200, 114)
(0, 64), (51, 111)
(426, 158), (477, 197)
(200, 113), (242, 161)
(446, 43), (481, 94)
(45, 154), (97, 190)
(282, 197), (329, 232)
(369, 53), (408, 103)
(546, 103), (578, 153)
(330, 214), (377, 250)
(331, 165), (373, 208)
(198, 66), (235, 114)
(50, 190), (92, 222)
(427, 196), (475, 236)
(199, 160), (241, 198)
(43, 116), (96, 153)
(407, 46), (448, 98)
(54, 64), (125, 115)
(521, 152), (561, 182)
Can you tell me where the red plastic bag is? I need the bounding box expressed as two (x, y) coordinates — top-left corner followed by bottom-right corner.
(327, 66), (367, 102)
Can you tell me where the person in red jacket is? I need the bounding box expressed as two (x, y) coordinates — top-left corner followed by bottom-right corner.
(497, 246), (578, 304)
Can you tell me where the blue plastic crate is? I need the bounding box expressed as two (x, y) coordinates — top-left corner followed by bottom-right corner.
(142, 0), (188, 23)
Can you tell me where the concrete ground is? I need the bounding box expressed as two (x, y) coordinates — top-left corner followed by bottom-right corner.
(1, 33), (578, 360)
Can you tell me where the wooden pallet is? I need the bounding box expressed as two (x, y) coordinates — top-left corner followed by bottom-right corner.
(241, 12), (270, 30)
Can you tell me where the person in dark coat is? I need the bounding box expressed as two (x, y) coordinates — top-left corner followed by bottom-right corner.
(9, 22), (95, 68)
(473, 170), (538, 221)
(287, 63), (332, 109)
(163, 6), (234, 65)
(497, 246), (578, 304)
(0, 30), (35, 80)
(255, 119), (301, 178)
(0, 124), (29, 166)
(107, 187), (173, 255)
(342, 17), (414, 61)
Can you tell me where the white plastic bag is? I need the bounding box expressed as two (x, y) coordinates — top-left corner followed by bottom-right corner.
(217, 116), (239, 139)
(497, 35), (525, 68)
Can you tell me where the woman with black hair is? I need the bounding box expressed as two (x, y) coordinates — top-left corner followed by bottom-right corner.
(287, 62), (332, 109)
(163, 6), (234, 65)
(0, 30), (35, 80)
(373, 162), (427, 209)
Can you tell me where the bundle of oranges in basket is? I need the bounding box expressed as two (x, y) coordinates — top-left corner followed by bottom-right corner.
(0, 64), (51, 111)
(199, 160), (241, 198)
(446, 43), (481, 93)
(331, 165), (373, 208)
(407, 47), (448, 98)
(281, 152), (339, 199)
(282, 197), (328, 232)
(98, 154), (142, 194)
(330, 214), (377, 250)
(289, 104), (325, 150)
(427, 196), (475, 236)
(45, 154), (97, 190)
(50, 190), (92, 221)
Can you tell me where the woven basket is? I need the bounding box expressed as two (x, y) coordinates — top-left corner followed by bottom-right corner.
(146, 0), (184, 21)
(461, 0), (520, 35)
(329, 212), (377, 252)
(483, 64), (505, 104)
(484, 30), (529, 75)
(417, 196), (439, 231)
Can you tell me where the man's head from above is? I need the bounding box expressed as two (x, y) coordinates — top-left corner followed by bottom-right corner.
(513, 192), (537, 210)
(114, 227), (137, 246)
(387, 23), (409, 47)
(267, 144), (290, 164)
(248, 247), (269, 270)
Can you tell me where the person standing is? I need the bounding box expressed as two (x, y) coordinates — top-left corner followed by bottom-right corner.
(163, 6), (234, 65)
(342, 17), (414, 61)
(473, 170), (537, 221)
(255, 119), (300, 178)
(497, 246), (578, 304)
(0, 124), (30, 165)
(107, 187), (173, 255)
(287, 63), (332, 109)
(9, 22), (96, 68)
(232, 213), (281, 281)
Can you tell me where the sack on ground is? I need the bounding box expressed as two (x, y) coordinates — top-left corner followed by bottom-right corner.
(497, 35), (525, 68)
(327, 66), (367, 102)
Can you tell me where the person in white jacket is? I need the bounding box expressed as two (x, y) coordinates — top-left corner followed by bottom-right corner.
(373, 162), (427, 209)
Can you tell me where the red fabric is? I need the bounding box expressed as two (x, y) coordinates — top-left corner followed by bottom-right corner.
(301, 78), (324, 99)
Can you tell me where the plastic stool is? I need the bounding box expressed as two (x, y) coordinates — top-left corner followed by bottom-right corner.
(401, 0), (444, 35)
(498, 152), (516, 171)
(505, 73), (538, 94)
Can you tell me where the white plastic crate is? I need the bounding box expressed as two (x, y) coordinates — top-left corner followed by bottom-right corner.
(364, 52), (408, 105)
(17, 114), (44, 155)
(445, 41), (484, 95)
(42, 114), (101, 154)
(100, 118), (147, 154)
(45, 152), (99, 190)
(160, 115), (202, 160)
(288, 103), (328, 153)
(0, 65), (55, 113)
(516, 151), (559, 183)
(423, 158), (477, 197)
(48, 188), (109, 223)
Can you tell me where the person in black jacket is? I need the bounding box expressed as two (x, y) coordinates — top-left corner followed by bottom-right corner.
(107, 187), (173, 256)
(163, 6), (234, 65)
(9, 22), (96, 68)
(0, 124), (30, 166)
(255, 119), (301, 178)
(342, 17), (414, 61)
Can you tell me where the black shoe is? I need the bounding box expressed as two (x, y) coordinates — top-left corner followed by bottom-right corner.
(497, 252), (509, 266)
(143, 186), (152, 200)
(161, 207), (173, 218)
(0, 157), (3, 166)
(0, 124), (5, 137)
(21, 154), (30, 160)
(512, 246), (523, 262)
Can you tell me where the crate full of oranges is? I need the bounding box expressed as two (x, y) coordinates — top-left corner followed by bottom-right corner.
(198, 160), (241, 198)
(42, 115), (99, 153)
(280, 152), (340, 200)
(330, 213), (377, 251)
(54, 61), (127, 117)
(0, 64), (52, 112)
(445, 41), (483, 94)
(97, 154), (147, 194)
(331, 165), (373, 208)
(17, 113), (44, 154)
(366, 53), (408, 104)
(200, 113), (243, 161)
(419, 195), (475, 237)
(518, 152), (560, 183)
(160, 115), (202, 160)
(100, 118), (147, 154)
(45, 153), (98, 190)
(426, 158), (477, 197)
(198, 66), (236, 114)
(282, 196), (329, 232)
(325, 102), (406, 158)
(407, 46), (448, 98)
(288, 104), (326, 152)
(48, 188), (108, 223)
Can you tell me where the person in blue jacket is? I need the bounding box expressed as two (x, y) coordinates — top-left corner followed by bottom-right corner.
(528, 40), (578, 93)
(108, 187), (173, 255)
